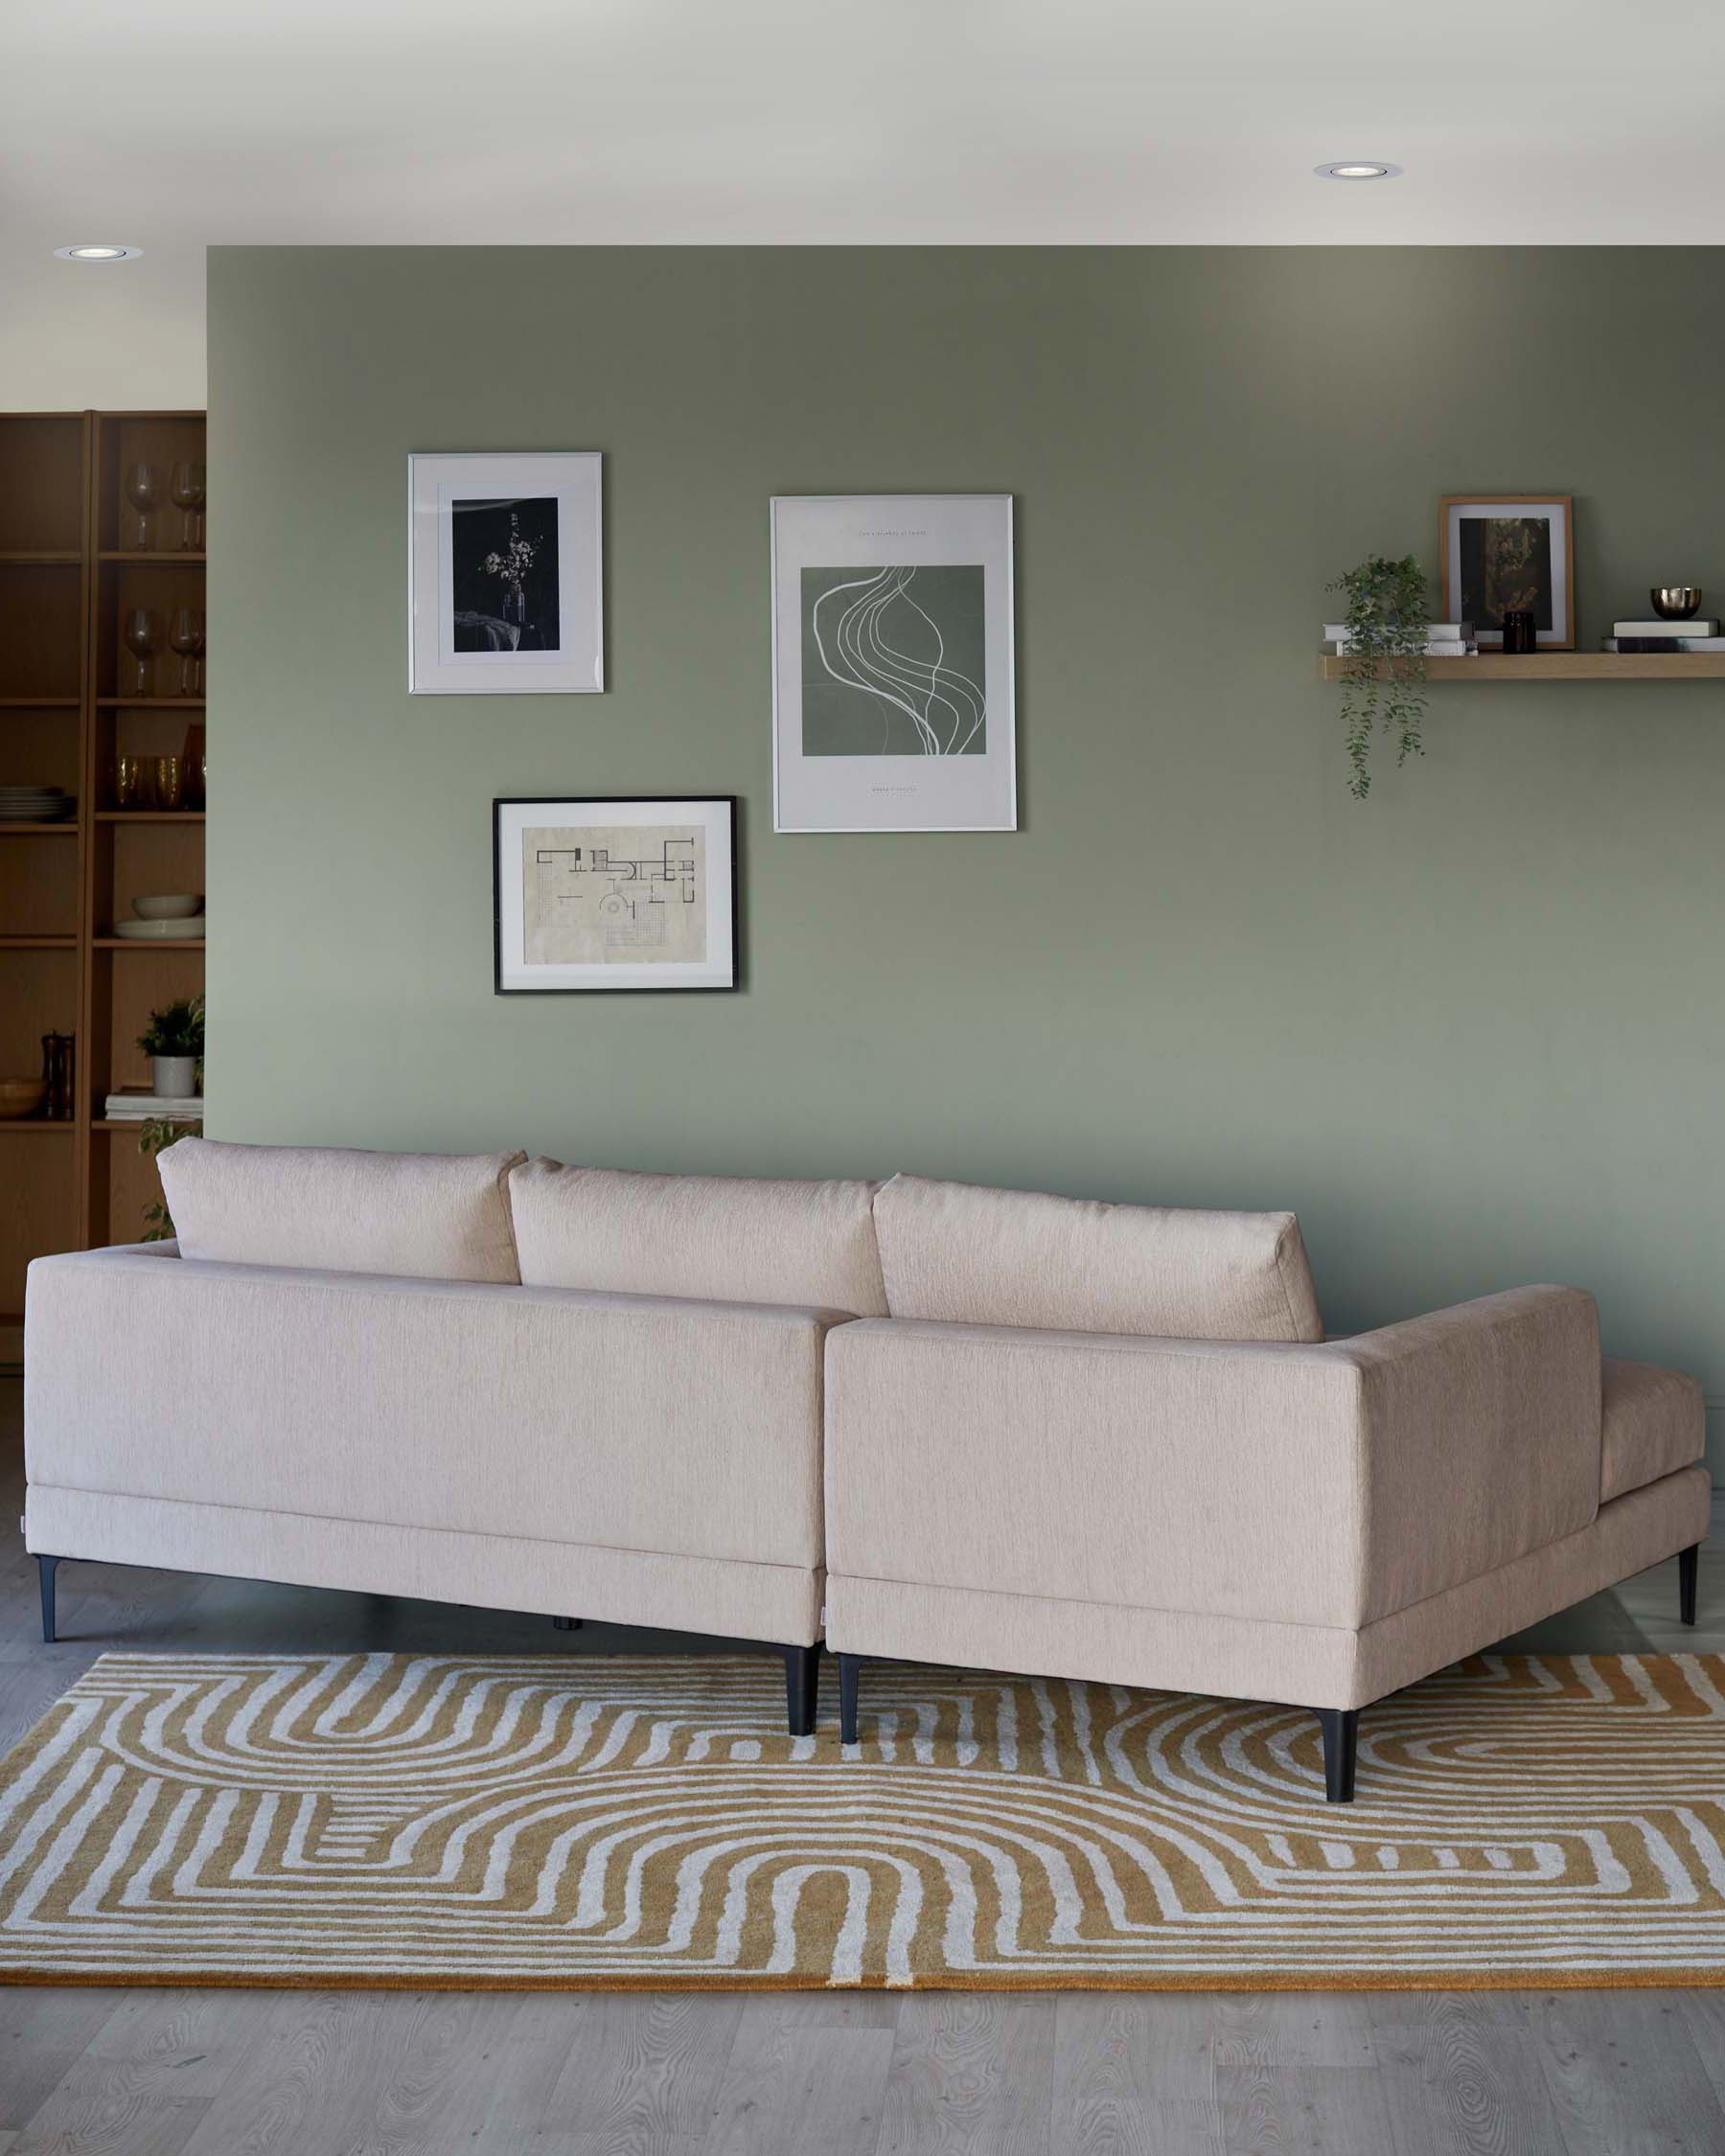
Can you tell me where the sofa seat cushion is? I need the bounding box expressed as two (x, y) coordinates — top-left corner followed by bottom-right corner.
(510, 1159), (886, 1315)
(871, 1174), (1322, 1342)
(158, 1138), (525, 1283)
(26, 1247), (833, 1570)
(1599, 1358), (1706, 1503)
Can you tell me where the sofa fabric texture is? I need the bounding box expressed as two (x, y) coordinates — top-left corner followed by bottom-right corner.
(158, 1137), (525, 1284)
(510, 1159), (887, 1316)
(824, 1287), (1602, 1633)
(1599, 1357), (1707, 1502)
(25, 1247), (833, 1576)
(871, 1173), (1323, 1342)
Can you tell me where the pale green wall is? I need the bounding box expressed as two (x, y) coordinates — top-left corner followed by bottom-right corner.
(208, 247), (1725, 1469)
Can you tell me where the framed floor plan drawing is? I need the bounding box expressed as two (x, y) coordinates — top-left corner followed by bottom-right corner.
(410, 452), (603, 694)
(493, 797), (737, 994)
(770, 494), (1016, 832)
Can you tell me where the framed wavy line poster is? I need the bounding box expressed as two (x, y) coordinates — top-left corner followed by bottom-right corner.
(770, 494), (1016, 832)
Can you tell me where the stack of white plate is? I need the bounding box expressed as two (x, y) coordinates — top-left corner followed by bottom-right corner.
(0, 785), (73, 823)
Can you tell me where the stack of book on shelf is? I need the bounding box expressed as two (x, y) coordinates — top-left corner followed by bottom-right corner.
(104, 1089), (203, 1123)
(1321, 623), (1477, 656)
(1602, 618), (1725, 652)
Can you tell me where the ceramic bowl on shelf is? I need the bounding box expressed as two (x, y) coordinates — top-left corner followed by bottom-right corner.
(131, 893), (204, 921)
(112, 918), (205, 941)
(0, 1077), (47, 1118)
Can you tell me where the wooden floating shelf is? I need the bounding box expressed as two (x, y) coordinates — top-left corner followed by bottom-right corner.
(95, 698), (204, 709)
(0, 821), (78, 836)
(0, 551), (80, 565)
(0, 933), (76, 950)
(0, 1119), (75, 1135)
(95, 810), (205, 824)
(98, 552), (205, 563)
(1318, 653), (1725, 682)
(0, 698), (79, 709)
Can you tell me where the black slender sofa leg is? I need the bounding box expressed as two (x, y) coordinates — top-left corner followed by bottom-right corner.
(37, 1554), (62, 1645)
(838, 1653), (862, 1745)
(1680, 1543), (1700, 1627)
(551, 1616), (584, 1632)
(1317, 1708), (1358, 1803)
(784, 1645), (819, 1737)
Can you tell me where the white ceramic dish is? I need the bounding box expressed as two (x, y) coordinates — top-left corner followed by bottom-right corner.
(111, 919), (206, 941)
(132, 894), (204, 921)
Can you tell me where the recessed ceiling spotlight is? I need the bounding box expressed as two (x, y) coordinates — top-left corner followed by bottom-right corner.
(1314, 162), (1401, 181)
(54, 243), (143, 262)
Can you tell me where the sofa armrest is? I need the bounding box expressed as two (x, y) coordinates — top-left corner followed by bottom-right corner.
(824, 1286), (1602, 1631)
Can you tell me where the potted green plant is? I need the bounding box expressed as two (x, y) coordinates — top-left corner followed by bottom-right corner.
(137, 994), (204, 1099)
(1328, 555), (1431, 798)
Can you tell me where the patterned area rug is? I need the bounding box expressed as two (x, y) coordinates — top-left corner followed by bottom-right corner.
(0, 1650), (1721, 1989)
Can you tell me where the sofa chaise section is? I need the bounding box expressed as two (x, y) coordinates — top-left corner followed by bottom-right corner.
(823, 1285), (1710, 1798)
(25, 1239), (843, 1730)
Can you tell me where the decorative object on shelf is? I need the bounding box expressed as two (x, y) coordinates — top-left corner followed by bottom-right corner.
(122, 608), (157, 695)
(1649, 585), (1703, 620)
(408, 452), (603, 695)
(1501, 608), (1538, 654)
(493, 796), (737, 995)
(0, 784), (73, 823)
(1605, 617), (1725, 653)
(170, 462), (205, 551)
(180, 722), (206, 808)
(105, 1089), (202, 1121)
(136, 995), (203, 1098)
(0, 1077), (46, 1119)
(123, 463), (158, 550)
(115, 752), (149, 809)
(39, 1032), (74, 1121)
(137, 1116), (195, 1240)
(168, 608), (204, 695)
(770, 493), (1017, 834)
(1439, 494), (1575, 649)
(150, 754), (184, 811)
(113, 917), (205, 941)
(131, 893), (202, 922)
(1324, 554), (1431, 799)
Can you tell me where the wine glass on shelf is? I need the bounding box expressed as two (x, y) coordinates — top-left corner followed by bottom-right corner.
(123, 463), (159, 550)
(122, 608), (157, 697)
(171, 462), (205, 551)
(169, 608), (204, 697)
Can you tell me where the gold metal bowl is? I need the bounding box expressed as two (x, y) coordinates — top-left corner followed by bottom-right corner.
(1650, 586), (1703, 620)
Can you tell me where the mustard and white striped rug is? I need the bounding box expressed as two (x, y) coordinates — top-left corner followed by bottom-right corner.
(0, 1650), (1721, 1988)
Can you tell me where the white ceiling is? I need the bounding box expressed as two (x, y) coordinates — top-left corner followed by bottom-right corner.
(5, 0), (1724, 408)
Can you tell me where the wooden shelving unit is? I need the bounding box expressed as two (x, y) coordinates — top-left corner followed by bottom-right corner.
(0, 410), (207, 1364)
(1318, 653), (1725, 682)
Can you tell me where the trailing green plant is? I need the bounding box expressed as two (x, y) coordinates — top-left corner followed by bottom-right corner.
(1327, 555), (1431, 799)
(138, 1114), (198, 1241)
(136, 993), (204, 1061)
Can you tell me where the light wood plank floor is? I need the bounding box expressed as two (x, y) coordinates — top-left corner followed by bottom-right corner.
(0, 1374), (1720, 2154)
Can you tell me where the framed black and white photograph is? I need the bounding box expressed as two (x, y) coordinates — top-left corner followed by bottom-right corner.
(410, 453), (603, 693)
(770, 493), (1016, 831)
(1439, 493), (1575, 649)
(493, 796), (737, 994)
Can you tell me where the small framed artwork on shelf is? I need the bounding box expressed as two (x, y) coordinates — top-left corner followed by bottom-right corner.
(770, 493), (1017, 832)
(1439, 494), (1575, 650)
(493, 796), (737, 994)
(409, 453), (603, 694)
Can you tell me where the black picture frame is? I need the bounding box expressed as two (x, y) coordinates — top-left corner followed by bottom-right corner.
(492, 795), (740, 995)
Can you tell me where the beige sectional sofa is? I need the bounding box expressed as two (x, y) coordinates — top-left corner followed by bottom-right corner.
(23, 1142), (1711, 1800)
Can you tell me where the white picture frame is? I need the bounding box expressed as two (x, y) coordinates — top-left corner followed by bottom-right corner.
(493, 796), (738, 994)
(770, 493), (1016, 832)
(409, 452), (603, 694)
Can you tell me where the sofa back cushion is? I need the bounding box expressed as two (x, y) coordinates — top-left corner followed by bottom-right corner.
(157, 1138), (525, 1283)
(872, 1173), (1322, 1342)
(509, 1158), (887, 1315)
